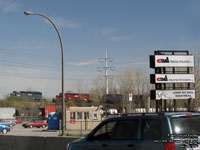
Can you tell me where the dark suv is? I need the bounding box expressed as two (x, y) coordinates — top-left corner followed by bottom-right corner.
(67, 112), (200, 150)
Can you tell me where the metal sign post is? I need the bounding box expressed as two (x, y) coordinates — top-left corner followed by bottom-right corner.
(129, 93), (133, 113)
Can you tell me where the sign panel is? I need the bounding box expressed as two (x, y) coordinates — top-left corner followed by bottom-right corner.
(129, 93), (133, 101)
(155, 74), (195, 83)
(156, 90), (195, 100)
(155, 55), (194, 67)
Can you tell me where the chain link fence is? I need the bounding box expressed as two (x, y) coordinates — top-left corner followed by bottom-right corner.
(66, 120), (101, 134)
(15, 116), (40, 122)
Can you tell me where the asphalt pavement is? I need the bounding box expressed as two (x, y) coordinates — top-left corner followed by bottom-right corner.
(6, 124), (89, 137)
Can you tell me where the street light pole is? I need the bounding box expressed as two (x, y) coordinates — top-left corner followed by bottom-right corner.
(24, 11), (65, 136)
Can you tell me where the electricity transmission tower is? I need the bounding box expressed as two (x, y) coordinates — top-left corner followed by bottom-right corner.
(98, 50), (115, 94)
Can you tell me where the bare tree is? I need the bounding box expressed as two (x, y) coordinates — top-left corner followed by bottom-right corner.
(115, 67), (150, 112)
(194, 48), (200, 110)
(133, 68), (150, 108)
(116, 67), (135, 112)
(89, 78), (106, 104)
(73, 80), (88, 93)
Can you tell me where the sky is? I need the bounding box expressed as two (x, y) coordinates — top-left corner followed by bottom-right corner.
(0, 0), (200, 98)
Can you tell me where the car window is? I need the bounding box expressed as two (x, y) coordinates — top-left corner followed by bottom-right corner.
(92, 119), (139, 140)
(93, 121), (116, 140)
(170, 115), (200, 134)
(111, 120), (139, 140)
(141, 119), (162, 140)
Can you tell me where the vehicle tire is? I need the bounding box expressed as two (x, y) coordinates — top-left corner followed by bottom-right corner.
(2, 128), (7, 134)
(30, 125), (33, 128)
(42, 125), (46, 128)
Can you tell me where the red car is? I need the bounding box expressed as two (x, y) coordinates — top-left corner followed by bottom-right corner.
(15, 119), (22, 124)
(22, 120), (48, 128)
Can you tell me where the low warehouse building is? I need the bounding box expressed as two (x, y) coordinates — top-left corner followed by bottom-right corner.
(65, 107), (102, 131)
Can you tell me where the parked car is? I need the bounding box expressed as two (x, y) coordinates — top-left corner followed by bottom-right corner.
(67, 112), (200, 150)
(22, 120), (48, 128)
(0, 124), (10, 134)
(0, 119), (16, 127)
(15, 119), (22, 124)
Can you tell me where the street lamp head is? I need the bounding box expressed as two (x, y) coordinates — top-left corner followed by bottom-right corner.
(24, 11), (34, 15)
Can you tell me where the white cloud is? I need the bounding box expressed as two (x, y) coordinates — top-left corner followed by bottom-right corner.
(0, 0), (20, 13)
(45, 17), (83, 29)
(75, 59), (98, 66)
(109, 36), (130, 42)
(118, 62), (149, 68)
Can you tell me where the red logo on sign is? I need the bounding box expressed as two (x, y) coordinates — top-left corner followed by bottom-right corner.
(156, 57), (169, 63)
(157, 78), (161, 81)
(157, 59), (162, 63)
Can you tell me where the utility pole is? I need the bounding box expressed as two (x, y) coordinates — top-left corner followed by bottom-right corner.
(98, 50), (115, 95)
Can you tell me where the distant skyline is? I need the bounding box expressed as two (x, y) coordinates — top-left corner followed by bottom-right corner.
(0, 0), (200, 98)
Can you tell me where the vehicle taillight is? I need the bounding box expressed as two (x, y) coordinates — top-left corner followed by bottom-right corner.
(185, 114), (192, 117)
(164, 142), (175, 150)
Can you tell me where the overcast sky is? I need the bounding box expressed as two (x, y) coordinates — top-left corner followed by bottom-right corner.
(0, 0), (200, 98)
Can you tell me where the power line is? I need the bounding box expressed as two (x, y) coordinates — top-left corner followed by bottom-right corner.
(97, 50), (115, 94)
(0, 71), (94, 81)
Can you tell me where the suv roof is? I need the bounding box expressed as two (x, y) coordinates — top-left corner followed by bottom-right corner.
(106, 112), (200, 120)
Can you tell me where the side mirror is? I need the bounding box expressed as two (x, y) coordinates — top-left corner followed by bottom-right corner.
(84, 134), (88, 139)
(85, 134), (92, 141)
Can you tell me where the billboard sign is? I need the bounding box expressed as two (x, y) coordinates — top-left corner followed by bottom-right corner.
(155, 55), (194, 67)
(155, 90), (195, 100)
(155, 74), (194, 83)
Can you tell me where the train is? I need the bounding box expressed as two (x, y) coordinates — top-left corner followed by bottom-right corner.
(10, 91), (42, 101)
(53, 93), (90, 102)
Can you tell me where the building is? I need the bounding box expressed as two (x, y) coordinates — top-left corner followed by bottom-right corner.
(47, 106), (103, 131)
(0, 107), (15, 119)
(65, 106), (102, 131)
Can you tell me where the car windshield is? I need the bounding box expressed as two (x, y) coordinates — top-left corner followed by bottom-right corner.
(170, 115), (200, 134)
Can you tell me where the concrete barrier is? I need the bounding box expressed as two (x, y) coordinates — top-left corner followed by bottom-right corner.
(0, 135), (77, 150)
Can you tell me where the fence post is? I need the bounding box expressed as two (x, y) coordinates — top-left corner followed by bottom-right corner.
(81, 120), (83, 135)
(59, 119), (61, 136)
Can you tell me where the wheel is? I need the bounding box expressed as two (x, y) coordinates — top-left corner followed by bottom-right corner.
(2, 128), (7, 134)
(42, 125), (46, 128)
(30, 125), (33, 128)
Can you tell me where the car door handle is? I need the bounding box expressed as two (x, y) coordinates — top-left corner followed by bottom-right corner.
(101, 144), (108, 147)
(127, 144), (135, 147)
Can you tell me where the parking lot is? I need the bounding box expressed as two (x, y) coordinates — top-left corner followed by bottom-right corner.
(4, 123), (89, 137)
(6, 124), (60, 137)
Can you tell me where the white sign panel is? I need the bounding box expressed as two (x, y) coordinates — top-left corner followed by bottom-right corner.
(155, 74), (195, 83)
(155, 55), (194, 67)
(129, 93), (133, 101)
(156, 90), (195, 100)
